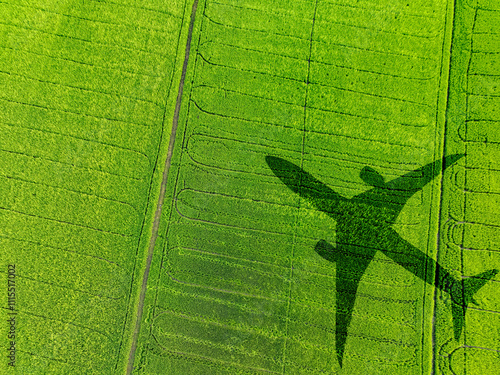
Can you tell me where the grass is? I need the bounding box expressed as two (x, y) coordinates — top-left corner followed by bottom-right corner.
(0, 0), (499, 374)
(136, 0), (447, 373)
(0, 0), (189, 373)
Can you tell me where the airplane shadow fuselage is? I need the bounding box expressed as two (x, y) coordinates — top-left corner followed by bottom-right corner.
(265, 154), (498, 367)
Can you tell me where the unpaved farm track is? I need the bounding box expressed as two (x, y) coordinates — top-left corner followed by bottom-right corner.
(126, 1), (199, 373)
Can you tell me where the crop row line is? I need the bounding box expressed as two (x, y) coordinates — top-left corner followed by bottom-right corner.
(151, 336), (282, 374)
(156, 284), (282, 318)
(463, 164), (500, 172)
(473, 29), (500, 35)
(167, 224), (420, 274)
(184, 134), (427, 190)
(172, 245), (337, 280)
(197, 50), (436, 85)
(191, 119), (426, 157)
(191, 94), (428, 132)
(185, 151), (420, 191)
(158, 282), (417, 331)
(467, 93), (500, 99)
(153, 331), (283, 370)
(173, 241), (415, 288)
(182, 144), (425, 193)
(0, 233), (122, 267)
(0, 147), (145, 182)
(0, 96), (152, 128)
(157, 295), (416, 338)
(193, 79), (433, 109)
(0, 69), (164, 110)
(155, 288), (416, 334)
(207, 2), (442, 40)
(444, 219), (500, 253)
(466, 115), (500, 122)
(189, 127), (427, 155)
(475, 6), (500, 13)
(463, 245), (500, 253)
(172, 198), (420, 248)
(0, 42), (165, 80)
(168, 251), (415, 291)
(0, 20), (174, 59)
(182, 161), (425, 202)
(197, 53), (303, 83)
(175, 187), (422, 243)
(231, 0), (440, 19)
(164, 268), (282, 302)
(168, 263), (285, 293)
(0, 120), (152, 164)
(175, 249), (288, 279)
(5, 270), (124, 302)
(186, 105), (424, 167)
(200, 37), (437, 65)
(471, 51), (500, 56)
(186, 123), (422, 169)
(0, 0), (180, 34)
(88, 0), (183, 18)
(154, 318), (415, 371)
(0, 206), (134, 237)
(0, 172), (140, 214)
(192, 84), (301, 107)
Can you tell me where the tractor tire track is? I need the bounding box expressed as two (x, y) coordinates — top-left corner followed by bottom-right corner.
(126, 1), (199, 373)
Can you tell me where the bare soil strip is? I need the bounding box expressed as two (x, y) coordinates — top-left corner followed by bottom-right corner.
(126, 1), (199, 373)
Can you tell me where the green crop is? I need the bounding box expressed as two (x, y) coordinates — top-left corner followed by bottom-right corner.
(1, 0), (499, 374)
(0, 0), (189, 373)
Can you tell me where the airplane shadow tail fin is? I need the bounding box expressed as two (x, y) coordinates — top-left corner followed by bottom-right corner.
(450, 269), (498, 340)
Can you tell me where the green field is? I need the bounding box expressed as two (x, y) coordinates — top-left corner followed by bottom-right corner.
(0, 0), (499, 374)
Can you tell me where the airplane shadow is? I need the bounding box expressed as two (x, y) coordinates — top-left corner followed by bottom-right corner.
(265, 154), (498, 367)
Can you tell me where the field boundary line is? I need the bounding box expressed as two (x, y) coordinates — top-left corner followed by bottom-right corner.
(430, 0), (459, 373)
(125, 1), (199, 373)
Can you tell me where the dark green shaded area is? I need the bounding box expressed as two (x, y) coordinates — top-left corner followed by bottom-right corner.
(266, 155), (497, 366)
(3, 0), (495, 373)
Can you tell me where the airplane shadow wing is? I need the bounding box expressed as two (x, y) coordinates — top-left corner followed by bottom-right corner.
(315, 239), (375, 367)
(356, 153), (465, 210)
(265, 156), (345, 214)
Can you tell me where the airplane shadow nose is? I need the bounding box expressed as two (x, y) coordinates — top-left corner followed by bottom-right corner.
(265, 155), (289, 171)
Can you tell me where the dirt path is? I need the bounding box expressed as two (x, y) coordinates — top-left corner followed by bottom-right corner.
(126, 1), (199, 373)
